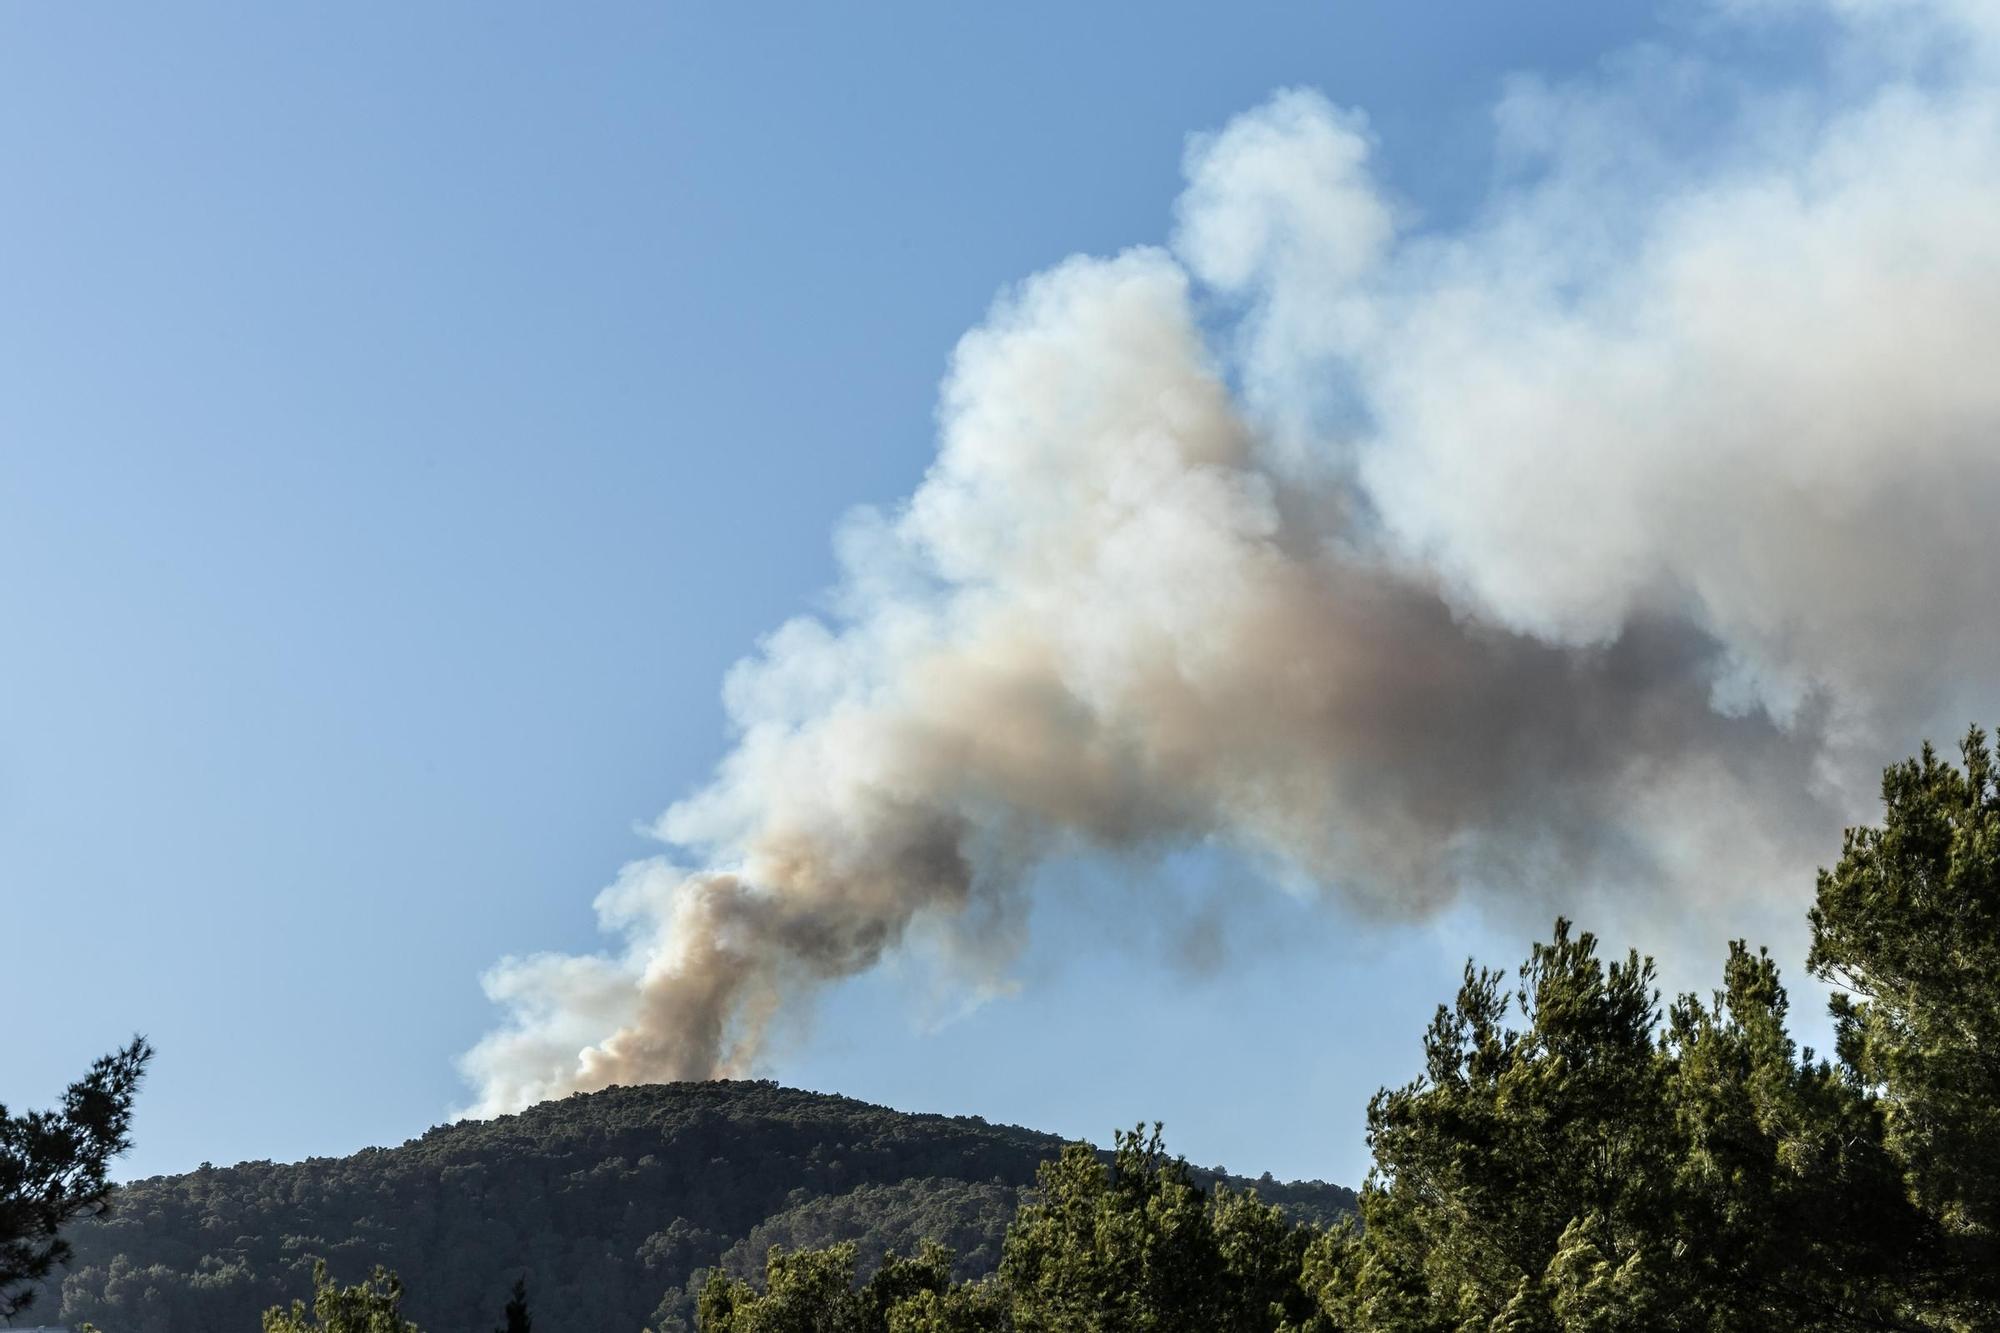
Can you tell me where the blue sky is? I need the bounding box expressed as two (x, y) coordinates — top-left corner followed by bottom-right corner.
(1, 2), (1862, 1187)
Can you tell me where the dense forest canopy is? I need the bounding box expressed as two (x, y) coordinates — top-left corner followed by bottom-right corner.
(39, 1081), (1351, 1333)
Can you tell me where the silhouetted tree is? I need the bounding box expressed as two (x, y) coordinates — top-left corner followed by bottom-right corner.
(496, 1275), (532, 1333)
(0, 1035), (152, 1319)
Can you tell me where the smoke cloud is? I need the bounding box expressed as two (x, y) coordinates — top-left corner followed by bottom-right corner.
(461, 0), (2000, 1115)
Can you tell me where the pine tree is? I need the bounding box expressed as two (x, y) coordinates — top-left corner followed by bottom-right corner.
(496, 1276), (532, 1333)
(0, 1036), (152, 1320)
(1810, 727), (2000, 1323)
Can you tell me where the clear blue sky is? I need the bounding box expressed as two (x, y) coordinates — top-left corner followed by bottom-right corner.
(3, 2), (1840, 1186)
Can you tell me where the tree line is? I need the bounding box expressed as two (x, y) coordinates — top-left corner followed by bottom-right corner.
(7, 731), (1998, 1330)
(696, 731), (2000, 1331)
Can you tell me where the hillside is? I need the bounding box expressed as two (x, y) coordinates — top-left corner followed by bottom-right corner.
(44, 1082), (1354, 1333)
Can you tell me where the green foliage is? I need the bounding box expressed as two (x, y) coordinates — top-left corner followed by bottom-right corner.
(999, 1125), (1315, 1332)
(714, 1179), (1026, 1286)
(882, 1279), (1009, 1333)
(262, 1259), (421, 1333)
(48, 1079), (1348, 1332)
(1810, 727), (2000, 1318)
(998, 1130), (1214, 1330)
(697, 1127), (1316, 1333)
(0, 1035), (152, 1320)
(696, 1239), (975, 1333)
(1325, 924), (1678, 1332)
(1661, 941), (1926, 1329)
(698, 1242), (868, 1332)
(1319, 922), (1931, 1332)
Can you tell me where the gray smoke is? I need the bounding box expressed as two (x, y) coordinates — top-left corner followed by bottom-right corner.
(461, 0), (2000, 1115)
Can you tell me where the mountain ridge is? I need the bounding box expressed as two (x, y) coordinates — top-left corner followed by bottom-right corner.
(45, 1080), (1354, 1333)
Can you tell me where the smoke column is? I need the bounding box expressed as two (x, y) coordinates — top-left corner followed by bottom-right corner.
(462, 0), (2000, 1115)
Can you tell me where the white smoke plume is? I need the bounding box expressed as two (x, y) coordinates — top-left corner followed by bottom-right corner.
(461, 0), (2000, 1115)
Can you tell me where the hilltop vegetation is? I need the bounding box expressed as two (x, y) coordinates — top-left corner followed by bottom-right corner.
(42, 1081), (1351, 1333)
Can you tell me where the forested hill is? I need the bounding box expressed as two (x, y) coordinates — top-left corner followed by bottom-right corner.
(46, 1081), (1354, 1333)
